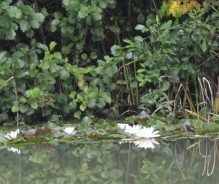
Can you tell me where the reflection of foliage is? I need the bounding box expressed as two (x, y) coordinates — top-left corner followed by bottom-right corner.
(140, 139), (219, 183)
(0, 140), (219, 183)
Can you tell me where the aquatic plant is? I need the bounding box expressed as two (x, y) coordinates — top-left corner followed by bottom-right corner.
(4, 129), (20, 140)
(63, 127), (77, 135)
(118, 123), (160, 139)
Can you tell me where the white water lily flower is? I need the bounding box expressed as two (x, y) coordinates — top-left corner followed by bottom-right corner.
(118, 123), (160, 139)
(133, 139), (159, 149)
(4, 129), (20, 140)
(124, 124), (142, 134)
(118, 123), (130, 129)
(7, 147), (21, 154)
(63, 127), (77, 135)
(134, 127), (160, 138)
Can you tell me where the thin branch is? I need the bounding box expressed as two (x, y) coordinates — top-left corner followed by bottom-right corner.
(0, 76), (19, 129)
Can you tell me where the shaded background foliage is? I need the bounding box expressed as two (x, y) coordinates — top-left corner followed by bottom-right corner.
(0, 0), (219, 124)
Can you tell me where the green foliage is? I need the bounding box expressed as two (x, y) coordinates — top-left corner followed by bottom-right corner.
(0, 0), (219, 124)
(105, 9), (219, 113)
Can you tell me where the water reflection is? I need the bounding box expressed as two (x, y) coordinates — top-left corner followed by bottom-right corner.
(1, 138), (219, 183)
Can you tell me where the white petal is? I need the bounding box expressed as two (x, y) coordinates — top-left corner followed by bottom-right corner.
(134, 127), (160, 138)
(118, 123), (129, 129)
(7, 147), (21, 154)
(4, 129), (20, 140)
(64, 127), (77, 135)
(4, 134), (12, 140)
(125, 125), (141, 134)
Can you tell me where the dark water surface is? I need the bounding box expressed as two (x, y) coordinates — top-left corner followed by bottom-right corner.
(1, 138), (219, 183)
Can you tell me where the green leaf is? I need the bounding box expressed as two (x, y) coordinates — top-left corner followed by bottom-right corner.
(32, 87), (40, 96)
(20, 21), (31, 32)
(49, 62), (59, 73)
(201, 40), (207, 52)
(6, 29), (16, 40)
(60, 70), (70, 80)
(137, 14), (145, 23)
(97, 98), (106, 107)
(37, 43), (48, 51)
(130, 81), (138, 88)
(90, 52), (97, 59)
(80, 104), (87, 111)
(109, 26), (120, 33)
(16, 59), (25, 68)
(41, 60), (50, 70)
(101, 92), (111, 103)
(161, 80), (170, 91)
(41, 7), (49, 16)
(110, 169), (123, 179)
(69, 101), (77, 109)
(14, 70), (25, 78)
(34, 13), (45, 22)
(212, 12), (219, 18)
(160, 20), (172, 30)
(188, 63), (195, 73)
(125, 52), (132, 59)
(105, 65), (118, 77)
(92, 13), (102, 20)
(74, 111), (81, 118)
(54, 11), (62, 19)
(135, 24), (146, 30)
(57, 94), (67, 104)
(8, 6), (22, 18)
(61, 43), (74, 55)
(49, 41), (57, 51)
(88, 98), (96, 108)
(12, 51), (23, 58)
(78, 9), (88, 18)
(50, 114), (59, 121)
(43, 107), (52, 116)
(86, 15), (92, 25)
(19, 97), (27, 103)
(31, 20), (40, 29)
(134, 36), (143, 42)
(111, 45), (123, 57)
(146, 14), (156, 27)
(99, 1), (107, 8)
(0, 51), (7, 61)
(51, 19), (60, 26)
(30, 101), (38, 109)
(81, 53), (87, 60)
(137, 69), (146, 73)
(12, 105), (20, 112)
(69, 91), (77, 99)
(20, 104), (28, 113)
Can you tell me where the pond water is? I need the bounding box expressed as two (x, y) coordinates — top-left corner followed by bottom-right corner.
(1, 138), (219, 183)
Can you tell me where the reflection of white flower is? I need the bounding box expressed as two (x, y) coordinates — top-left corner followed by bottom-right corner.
(4, 129), (20, 140)
(64, 127), (77, 135)
(133, 139), (159, 149)
(7, 147), (21, 154)
(134, 127), (160, 138)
